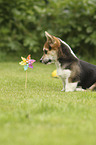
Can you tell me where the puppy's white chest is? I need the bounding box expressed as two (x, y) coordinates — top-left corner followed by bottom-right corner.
(55, 61), (71, 79)
(57, 67), (71, 79)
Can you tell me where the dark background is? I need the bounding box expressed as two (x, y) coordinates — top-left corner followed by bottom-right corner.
(0, 0), (96, 61)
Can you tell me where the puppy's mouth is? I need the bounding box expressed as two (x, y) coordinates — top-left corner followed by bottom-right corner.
(40, 58), (53, 64)
(44, 59), (52, 64)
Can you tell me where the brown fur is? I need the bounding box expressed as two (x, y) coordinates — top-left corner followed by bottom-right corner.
(44, 36), (60, 50)
(68, 62), (80, 83)
(89, 83), (96, 91)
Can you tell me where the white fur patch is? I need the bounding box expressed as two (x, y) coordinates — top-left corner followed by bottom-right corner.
(42, 50), (57, 64)
(55, 61), (71, 78)
(55, 61), (78, 92)
(65, 80), (78, 92)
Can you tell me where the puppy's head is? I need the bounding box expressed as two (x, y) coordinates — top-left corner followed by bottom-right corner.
(40, 31), (60, 64)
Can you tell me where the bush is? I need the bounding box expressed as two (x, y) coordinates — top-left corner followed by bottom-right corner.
(0, 0), (96, 58)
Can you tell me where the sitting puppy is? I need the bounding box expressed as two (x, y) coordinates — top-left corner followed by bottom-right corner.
(40, 31), (96, 92)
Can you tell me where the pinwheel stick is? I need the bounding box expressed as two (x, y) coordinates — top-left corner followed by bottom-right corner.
(25, 70), (27, 89)
(19, 54), (36, 89)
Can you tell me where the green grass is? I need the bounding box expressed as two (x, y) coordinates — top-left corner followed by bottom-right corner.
(0, 62), (96, 145)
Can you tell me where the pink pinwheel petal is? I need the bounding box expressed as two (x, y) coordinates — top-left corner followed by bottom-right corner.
(29, 59), (36, 64)
(29, 64), (33, 69)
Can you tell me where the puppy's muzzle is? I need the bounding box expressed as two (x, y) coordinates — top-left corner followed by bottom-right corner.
(40, 58), (52, 64)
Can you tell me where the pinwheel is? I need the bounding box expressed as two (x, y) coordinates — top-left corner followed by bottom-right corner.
(19, 54), (36, 88)
(19, 55), (36, 71)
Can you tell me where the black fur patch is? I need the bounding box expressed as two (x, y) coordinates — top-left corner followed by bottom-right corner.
(58, 40), (96, 89)
(49, 45), (52, 50)
(58, 41), (77, 68)
(78, 60), (96, 89)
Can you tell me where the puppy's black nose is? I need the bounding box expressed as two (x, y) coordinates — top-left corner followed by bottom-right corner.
(40, 58), (42, 63)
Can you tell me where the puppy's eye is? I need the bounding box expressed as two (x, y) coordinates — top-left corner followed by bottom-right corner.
(49, 46), (52, 50)
(44, 50), (47, 54)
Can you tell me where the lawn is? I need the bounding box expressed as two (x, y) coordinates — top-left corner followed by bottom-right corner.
(0, 62), (96, 145)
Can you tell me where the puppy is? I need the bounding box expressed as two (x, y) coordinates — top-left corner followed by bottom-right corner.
(40, 31), (96, 92)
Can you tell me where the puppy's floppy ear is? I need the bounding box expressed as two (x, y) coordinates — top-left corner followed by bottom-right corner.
(45, 31), (55, 44)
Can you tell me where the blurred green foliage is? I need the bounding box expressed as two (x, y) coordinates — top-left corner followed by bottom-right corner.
(0, 0), (96, 58)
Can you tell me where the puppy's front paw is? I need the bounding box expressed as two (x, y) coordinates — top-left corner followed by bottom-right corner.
(76, 88), (85, 91)
(61, 88), (65, 91)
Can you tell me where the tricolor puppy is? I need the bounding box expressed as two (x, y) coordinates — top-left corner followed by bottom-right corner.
(40, 31), (96, 92)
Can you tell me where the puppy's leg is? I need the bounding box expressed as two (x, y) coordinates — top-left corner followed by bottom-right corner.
(65, 78), (78, 92)
(61, 78), (65, 91)
(65, 82), (78, 92)
(89, 83), (96, 91)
